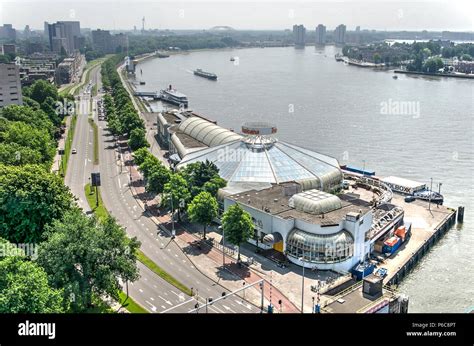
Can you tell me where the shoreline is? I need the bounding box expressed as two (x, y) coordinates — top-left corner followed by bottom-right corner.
(394, 69), (474, 79)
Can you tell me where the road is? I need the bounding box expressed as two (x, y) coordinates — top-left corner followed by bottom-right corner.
(64, 60), (259, 313)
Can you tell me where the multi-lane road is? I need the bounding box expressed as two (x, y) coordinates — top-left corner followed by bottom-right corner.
(64, 60), (260, 313)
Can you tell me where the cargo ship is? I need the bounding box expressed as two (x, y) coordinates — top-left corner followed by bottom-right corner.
(159, 85), (188, 108)
(193, 68), (217, 80)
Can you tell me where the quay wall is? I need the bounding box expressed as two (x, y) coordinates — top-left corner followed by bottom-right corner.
(386, 210), (457, 286)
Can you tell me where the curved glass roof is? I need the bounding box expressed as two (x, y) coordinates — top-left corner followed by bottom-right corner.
(288, 189), (342, 215)
(177, 138), (343, 191)
(178, 117), (243, 147)
(286, 229), (354, 263)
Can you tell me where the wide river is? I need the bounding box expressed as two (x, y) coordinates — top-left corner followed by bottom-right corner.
(136, 46), (474, 312)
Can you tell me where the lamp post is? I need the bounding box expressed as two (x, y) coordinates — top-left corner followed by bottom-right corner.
(170, 193), (175, 239)
(219, 226), (225, 267)
(428, 177), (433, 211)
(312, 296), (315, 314)
(299, 256), (306, 313)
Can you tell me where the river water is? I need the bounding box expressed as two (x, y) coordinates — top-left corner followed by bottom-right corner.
(136, 46), (474, 312)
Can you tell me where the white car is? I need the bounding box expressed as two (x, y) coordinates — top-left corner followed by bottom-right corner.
(72, 148), (77, 154)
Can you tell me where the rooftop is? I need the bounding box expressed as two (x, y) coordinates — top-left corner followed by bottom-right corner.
(323, 283), (397, 313)
(227, 183), (370, 225)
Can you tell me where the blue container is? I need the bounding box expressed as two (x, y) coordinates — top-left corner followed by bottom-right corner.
(344, 165), (376, 176)
(351, 262), (375, 280)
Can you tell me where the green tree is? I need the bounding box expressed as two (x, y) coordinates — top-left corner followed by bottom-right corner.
(1, 104), (55, 137)
(203, 176), (227, 197)
(163, 174), (190, 221)
(0, 255), (66, 313)
(132, 147), (152, 166)
(461, 54), (472, 61)
(373, 53), (381, 64)
(181, 160), (222, 197)
(37, 210), (140, 312)
(0, 142), (43, 166)
(27, 80), (59, 105)
(221, 204), (254, 262)
(0, 164), (74, 243)
(187, 191), (218, 239)
(128, 127), (149, 150)
(423, 57), (444, 73)
(0, 120), (56, 164)
(146, 163), (171, 195)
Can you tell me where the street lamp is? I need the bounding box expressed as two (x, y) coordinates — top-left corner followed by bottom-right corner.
(299, 256), (306, 314)
(219, 226), (225, 267)
(312, 296), (315, 314)
(428, 177), (433, 211)
(170, 194), (175, 239)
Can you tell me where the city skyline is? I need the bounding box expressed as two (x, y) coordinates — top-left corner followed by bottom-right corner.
(1, 0), (473, 32)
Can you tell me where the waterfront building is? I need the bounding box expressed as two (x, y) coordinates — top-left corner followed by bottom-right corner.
(45, 21), (81, 55)
(334, 24), (346, 44)
(315, 24), (326, 45)
(0, 63), (23, 107)
(154, 113), (406, 270)
(293, 24), (306, 48)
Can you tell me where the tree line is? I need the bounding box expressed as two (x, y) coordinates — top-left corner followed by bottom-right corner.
(0, 79), (140, 313)
(101, 56), (149, 151)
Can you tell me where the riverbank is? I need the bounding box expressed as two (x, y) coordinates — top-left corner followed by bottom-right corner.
(394, 69), (474, 79)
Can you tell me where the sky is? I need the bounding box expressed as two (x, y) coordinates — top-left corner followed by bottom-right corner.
(1, 0), (473, 32)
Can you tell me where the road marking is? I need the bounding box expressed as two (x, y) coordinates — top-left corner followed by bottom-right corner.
(145, 301), (157, 312)
(139, 288), (144, 293)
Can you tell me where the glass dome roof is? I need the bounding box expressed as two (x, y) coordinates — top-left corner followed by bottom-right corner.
(177, 138), (343, 190)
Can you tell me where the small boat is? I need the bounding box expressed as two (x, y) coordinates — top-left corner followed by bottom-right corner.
(393, 75), (398, 79)
(230, 57), (235, 62)
(139, 81), (146, 85)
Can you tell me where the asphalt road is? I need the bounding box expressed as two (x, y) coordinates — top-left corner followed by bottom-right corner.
(64, 61), (259, 313)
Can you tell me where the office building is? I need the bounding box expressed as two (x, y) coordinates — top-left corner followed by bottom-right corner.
(0, 63), (23, 107)
(0, 24), (16, 41)
(92, 30), (128, 54)
(45, 21), (81, 55)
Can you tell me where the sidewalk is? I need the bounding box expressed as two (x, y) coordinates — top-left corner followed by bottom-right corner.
(51, 115), (71, 174)
(117, 140), (299, 312)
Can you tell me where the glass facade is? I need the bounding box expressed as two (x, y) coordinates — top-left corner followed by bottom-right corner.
(286, 229), (354, 263)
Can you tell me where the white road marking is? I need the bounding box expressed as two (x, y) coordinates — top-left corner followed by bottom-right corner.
(139, 288), (144, 293)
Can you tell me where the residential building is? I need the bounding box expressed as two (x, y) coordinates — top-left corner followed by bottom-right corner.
(55, 53), (84, 85)
(293, 24), (306, 48)
(334, 24), (347, 44)
(92, 29), (128, 54)
(0, 63), (23, 107)
(315, 24), (326, 45)
(1, 44), (16, 55)
(15, 53), (57, 85)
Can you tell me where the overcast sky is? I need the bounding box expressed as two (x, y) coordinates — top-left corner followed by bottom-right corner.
(1, 0), (473, 31)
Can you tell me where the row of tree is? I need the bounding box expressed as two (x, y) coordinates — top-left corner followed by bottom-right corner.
(132, 149), (253, 260)
(101, 56), (149, 150)
(0, 80), (140, 313)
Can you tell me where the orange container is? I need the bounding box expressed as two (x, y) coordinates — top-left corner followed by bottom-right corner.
(384, 236), (399, 247)
(395, 226), (407, 241)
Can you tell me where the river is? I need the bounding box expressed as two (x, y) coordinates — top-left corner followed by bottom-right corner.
(135, 45), (474, 312)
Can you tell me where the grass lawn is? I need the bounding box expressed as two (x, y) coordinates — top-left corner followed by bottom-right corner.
(118, 291), (149, 313)
(84, 183), (109, 221)
(59, 114), (77, 177)
(88, 118), (99, 164)
(136, 249), (193, 296)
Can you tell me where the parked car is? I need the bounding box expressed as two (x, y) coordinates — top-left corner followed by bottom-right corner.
(72, 148), (77, 154)
(404, 195), (416, 203)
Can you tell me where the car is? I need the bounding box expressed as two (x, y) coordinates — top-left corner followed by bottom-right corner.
(72, 148), (77, 154)
(404, 195), (416, 203)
